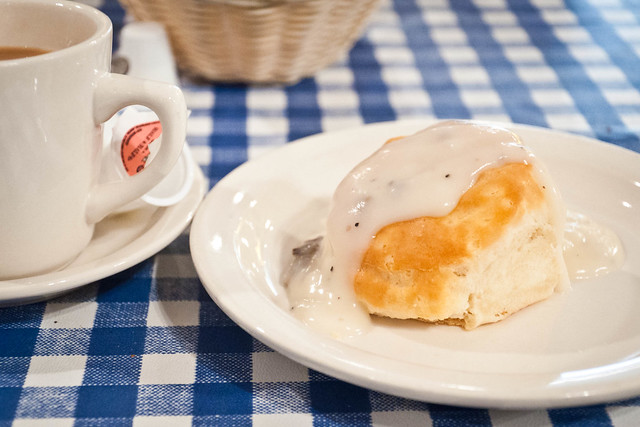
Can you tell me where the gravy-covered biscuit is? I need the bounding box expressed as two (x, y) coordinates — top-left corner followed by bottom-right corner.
(354, 162), (567, 329)
(286, 120), (569, 336)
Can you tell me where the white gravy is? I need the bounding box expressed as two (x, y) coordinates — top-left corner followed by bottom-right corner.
(285, 121), (624, 338)
(563, 210), (625, 280)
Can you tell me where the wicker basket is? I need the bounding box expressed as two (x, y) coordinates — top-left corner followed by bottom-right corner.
(117, 0), (382, 84)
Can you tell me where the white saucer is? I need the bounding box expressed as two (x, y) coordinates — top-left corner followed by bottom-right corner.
(190, 120), (640, 409)
(0, 163), (206, 307)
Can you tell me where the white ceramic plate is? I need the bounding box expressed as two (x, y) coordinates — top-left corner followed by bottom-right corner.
(0, 164), (206, 307)
(190, 120), (640, 409)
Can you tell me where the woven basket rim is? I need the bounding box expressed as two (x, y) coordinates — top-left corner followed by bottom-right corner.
(118, 0), (383, 83)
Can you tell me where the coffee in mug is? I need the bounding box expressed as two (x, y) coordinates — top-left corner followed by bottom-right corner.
(0, 46), (50, 60)
(0, 0), (187, 279)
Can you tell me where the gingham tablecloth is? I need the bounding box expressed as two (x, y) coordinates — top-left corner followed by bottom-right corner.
(2, 0), (640, 425)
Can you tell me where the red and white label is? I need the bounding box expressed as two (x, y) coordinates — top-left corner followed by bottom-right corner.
(120, 121), (162, 176)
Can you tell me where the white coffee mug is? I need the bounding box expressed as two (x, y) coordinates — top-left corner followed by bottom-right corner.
(0, 0), (187, 279)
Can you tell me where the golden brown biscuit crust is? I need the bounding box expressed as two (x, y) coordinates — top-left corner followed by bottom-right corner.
(353, 163), (547, 323)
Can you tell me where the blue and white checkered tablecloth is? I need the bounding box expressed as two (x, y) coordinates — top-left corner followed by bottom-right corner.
(2, 0), (640, 425)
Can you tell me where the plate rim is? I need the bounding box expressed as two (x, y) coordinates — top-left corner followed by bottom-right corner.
(190, 119), (640, 409)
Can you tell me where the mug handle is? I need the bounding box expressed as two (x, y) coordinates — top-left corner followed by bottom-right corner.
(85, 73), (187, 224)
